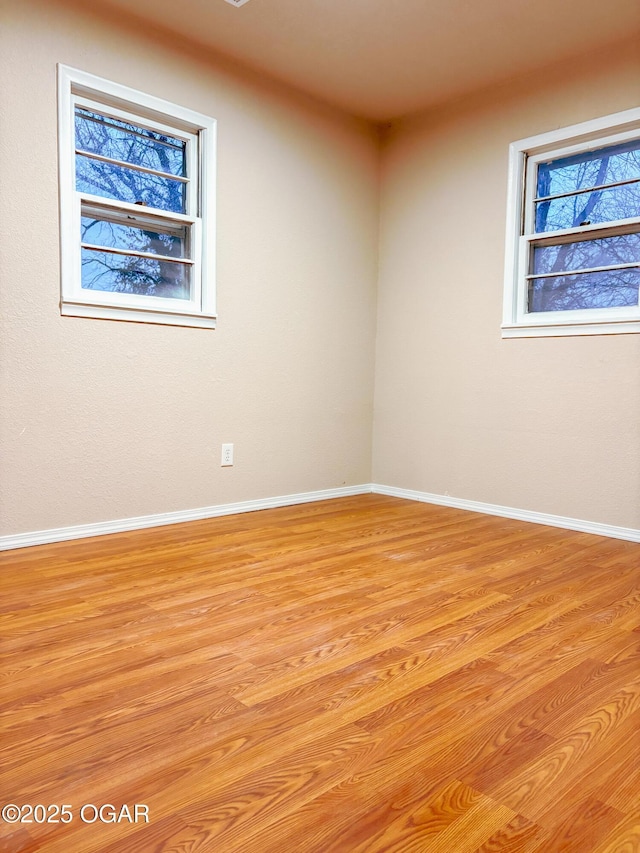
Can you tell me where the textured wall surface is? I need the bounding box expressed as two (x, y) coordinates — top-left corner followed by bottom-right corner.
(0, 0), (379, 534)
(1, 0), (638, 538)
(373, 40), (640, 529)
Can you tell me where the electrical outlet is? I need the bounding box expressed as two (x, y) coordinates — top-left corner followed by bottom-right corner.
(221, 443), (234, 466)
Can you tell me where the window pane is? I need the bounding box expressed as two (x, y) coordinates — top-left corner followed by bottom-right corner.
(535, 182), (640, 232)
(76, 154), (186, 213)
(533, 232), (640, 275)
(75, 108), (186, 177)
(537, 139), (640, 198)
(81, 248), (191, 299)
(81, 216), (188, 259)
(528, 268), (639, 312)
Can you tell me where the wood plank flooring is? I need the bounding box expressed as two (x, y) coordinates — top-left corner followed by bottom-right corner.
(0, 494), (638, 852)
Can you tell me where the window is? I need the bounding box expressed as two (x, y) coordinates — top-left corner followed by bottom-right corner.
(503, 108), (640, 337)
(58, 65), (216, 328)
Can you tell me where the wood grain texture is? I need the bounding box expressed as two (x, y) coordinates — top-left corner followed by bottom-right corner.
(1, 495), (638, 852)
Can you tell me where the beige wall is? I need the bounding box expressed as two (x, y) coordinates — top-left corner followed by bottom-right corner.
(0, 0), (379, 535)
(373, 39), (640, 529)
(1, 0), (638, 539)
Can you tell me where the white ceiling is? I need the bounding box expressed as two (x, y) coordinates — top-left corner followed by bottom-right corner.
(97, 0), (640, 121)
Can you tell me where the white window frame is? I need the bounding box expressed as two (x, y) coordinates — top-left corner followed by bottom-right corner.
(58, 65), (217, 329)
(503, 107), (640, 338)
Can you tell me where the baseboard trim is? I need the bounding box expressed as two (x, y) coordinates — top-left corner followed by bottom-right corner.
(2, 482), (638, 551)
(0, 484), (371, 552)
(371, 484), (640, 543)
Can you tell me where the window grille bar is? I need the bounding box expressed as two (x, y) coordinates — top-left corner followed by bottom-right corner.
(81, 242), (194, 264)
(526, 261), (640, 280)
(534, 176), (640, 204)
(76, 110), (184, 150)
(75, 149), (189, 183)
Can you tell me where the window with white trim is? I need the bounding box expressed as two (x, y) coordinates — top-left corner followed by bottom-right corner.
(58, 65), (216, 328)
(503, 108), (640, 337)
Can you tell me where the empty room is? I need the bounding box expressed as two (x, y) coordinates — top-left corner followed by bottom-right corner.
(1, 0), (639, 850)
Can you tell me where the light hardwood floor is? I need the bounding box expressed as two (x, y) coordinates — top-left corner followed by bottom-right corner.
(1, 495), (638, 852)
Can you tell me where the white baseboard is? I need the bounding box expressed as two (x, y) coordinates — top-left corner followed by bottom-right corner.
(2, 482), (638, 551)
(0, 484), (371, 552)
(371, 484), (640, 543)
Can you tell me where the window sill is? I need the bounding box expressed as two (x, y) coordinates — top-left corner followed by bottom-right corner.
(501, 318), (640, 338)
(61, 300), (217, 329)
